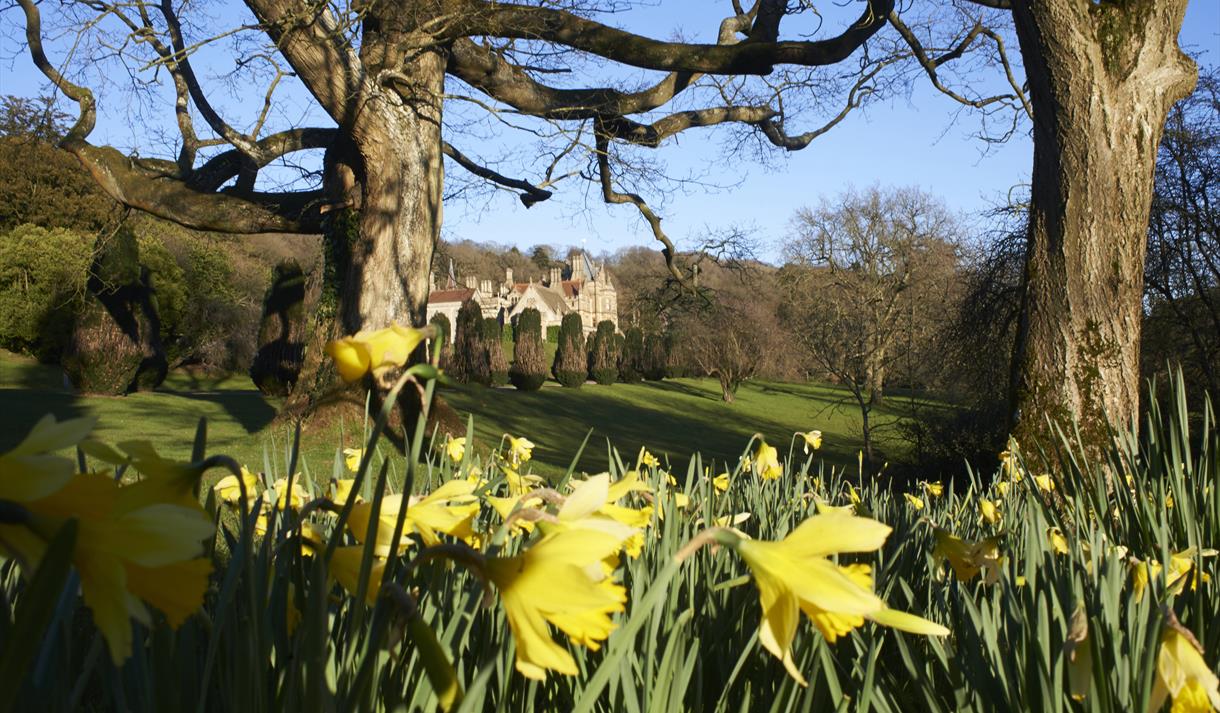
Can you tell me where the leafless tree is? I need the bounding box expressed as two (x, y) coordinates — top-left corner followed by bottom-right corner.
(668, 278), (784, 403)
(781, 185), (962, 470)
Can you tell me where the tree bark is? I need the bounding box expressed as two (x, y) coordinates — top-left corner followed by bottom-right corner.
(1008, 0), (1195, 453)
(282, 39), (446, 424)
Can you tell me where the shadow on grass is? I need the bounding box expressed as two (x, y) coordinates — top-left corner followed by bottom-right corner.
(170, 389), (279, 435)
(444, 380), (849, 478)
(0, 389), (87, 451)
(647, 379), (722, 402)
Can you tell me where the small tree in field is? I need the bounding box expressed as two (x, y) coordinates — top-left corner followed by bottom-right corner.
(485, 317), (509, 387)
(454, 299), (490, 386)
(510, 308), (547, 391)
(619, 327), (645, 383)
(552, 313), (586, 388)
(590, 320), (619, 385)
(642, 332), (669, 381)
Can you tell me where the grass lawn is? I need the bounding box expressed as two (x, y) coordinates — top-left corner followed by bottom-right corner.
(440, 378), (930, 478)
(1, 348), (944, 484)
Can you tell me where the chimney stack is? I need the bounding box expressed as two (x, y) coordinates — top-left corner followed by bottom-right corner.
(549, 266), (563, 287)
(505, 267), (513, 285)
(480, 279), (492, 295)
(464, 275), (477, 290)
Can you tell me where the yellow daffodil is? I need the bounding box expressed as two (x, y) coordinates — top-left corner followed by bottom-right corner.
(501, 464), (543, 496)
(904, 493), (925, 510)
(1131, 557), (1163, 603)
(552, 474), (650, 557)
(1168, 549), (1213, 593)
(932, 527), (1003, 584)
(343, 447), (364, 473)
(486, 528), (628, 680)
(847, 484), (862, 505)
(1, 472), (213, 662)
(979, 498), (1001, 526)
(0, 414), (95, 501)
(638, 448), (660, 468)
(1166, 492), (1175, 509)
(465, 465), (487, 488)
(999, 442), (1023, 481)
(325, 337), (371, 383)
(445, 436), (466, 464)
(253, 503), (273, 537)
(996, 480), (1012, 498)
(329, 478), (360, 506)
(799, 430), (822, 454)
(212, 467), (260, 506)
(347, 479), (480, 552)
(1130, 549), (1212, 603)
(273, 477), (310, 511)
(506, 435), (535, 466)
(815, 499), (855, 516)
(107, 441), (210, 512)
(328, 546), (385, 606)
(1047, 527), (1069, 555)
(755, 442), (782, 481)
(1150, 622), (1220, 712)
(696, 512), (752, 528)
(606, 469), (653, 501)
(488, 493), (544, 535)
(1033, 473), (1055, 493)
(922, 481), (944, 498)
(713, 473), (730, 493)
(544, 474), (639, 544)
(1064, 604), (1092, 701)
(734, 513), (948, 685)
(324, 324), (425, 383)
(299, 521), (327, 555)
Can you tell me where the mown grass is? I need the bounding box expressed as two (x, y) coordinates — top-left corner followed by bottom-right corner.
(441, 378), (940, 478)
(0, 349), (943, 483)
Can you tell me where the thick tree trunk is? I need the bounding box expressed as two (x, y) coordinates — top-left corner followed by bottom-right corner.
(1008, 1), (1195, 453)
(282, 40), (446, 425)
(346, 73), (445, 334)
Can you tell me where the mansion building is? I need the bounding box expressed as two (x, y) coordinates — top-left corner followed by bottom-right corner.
(426, 252), (618, 334)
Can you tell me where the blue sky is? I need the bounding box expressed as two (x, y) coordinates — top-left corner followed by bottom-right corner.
(2, 1), (1217, 262)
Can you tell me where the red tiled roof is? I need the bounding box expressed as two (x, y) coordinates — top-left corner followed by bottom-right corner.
(560, 280), (579, 298)
(428, 288), (475, 304)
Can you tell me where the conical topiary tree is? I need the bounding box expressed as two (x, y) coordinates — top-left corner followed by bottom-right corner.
(510, 307), (547, 391)
(429, 311), (452, 369)
(552, 312), (586, 388)
(590, 320), (618, 385)
(454, 298), (490, 385)
(643, 331), (669, 381)
(250, 259), (307, 396)
(619, 326), (644, 383)
(584, 331), (596, 380)
(485, 317), (509, 386)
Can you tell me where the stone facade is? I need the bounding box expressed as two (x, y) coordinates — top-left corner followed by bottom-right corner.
(426, 252), (617, 334)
